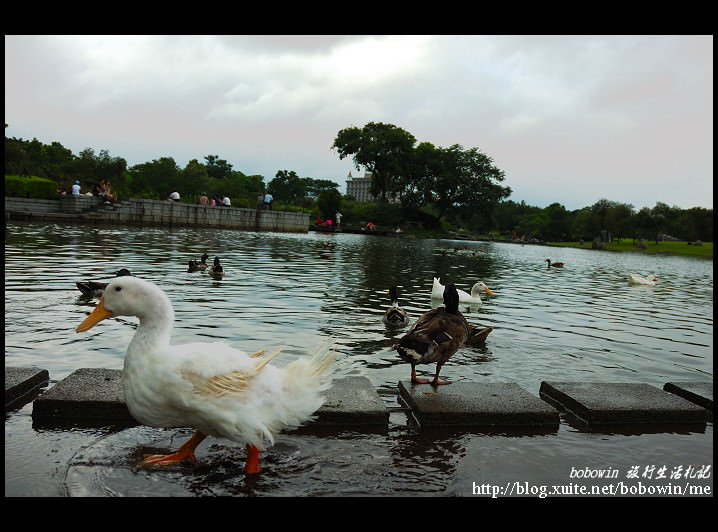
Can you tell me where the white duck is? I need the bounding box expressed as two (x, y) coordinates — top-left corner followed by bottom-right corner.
(432, 277), (495, 305)
(628, 274), (658, 286)
(76, 276), (335, 475)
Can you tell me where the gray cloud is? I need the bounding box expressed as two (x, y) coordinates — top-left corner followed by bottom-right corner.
(5, 34), (712, 210)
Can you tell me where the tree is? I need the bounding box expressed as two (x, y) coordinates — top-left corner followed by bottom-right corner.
(181, 159), (211, 195)
(204, 155), (233, 179)
(426, 144), (511, 223)
(332, 122), (416, 201)
(268, 170), (306, 203)
(303, 177), (339, 199)
(128, 157), (180, 197)
(317, 188), (342, 221)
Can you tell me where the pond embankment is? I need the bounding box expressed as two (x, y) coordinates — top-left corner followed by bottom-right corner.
(5, 196), (309, 233)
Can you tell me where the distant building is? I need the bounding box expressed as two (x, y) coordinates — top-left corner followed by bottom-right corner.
(345, 172), (376, 203)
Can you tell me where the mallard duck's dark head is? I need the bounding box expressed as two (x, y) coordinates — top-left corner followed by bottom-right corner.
(443, 284), (460, 313)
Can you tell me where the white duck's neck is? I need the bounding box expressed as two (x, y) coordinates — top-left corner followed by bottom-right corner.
(126, 293), (175, 358)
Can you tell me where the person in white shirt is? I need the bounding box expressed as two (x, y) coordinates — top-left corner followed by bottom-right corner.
(71, 181), (81, 195)
(222, 195), (231, 206)
(263, 192), (273, 210)
(168, 191), (180, 202)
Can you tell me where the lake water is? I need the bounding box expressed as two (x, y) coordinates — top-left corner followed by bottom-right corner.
(4, 221), (713, 497)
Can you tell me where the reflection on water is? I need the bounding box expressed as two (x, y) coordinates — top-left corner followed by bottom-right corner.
(5, 221), (713, 496)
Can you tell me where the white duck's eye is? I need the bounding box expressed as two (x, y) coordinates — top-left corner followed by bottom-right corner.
(115, 286), (122, 291)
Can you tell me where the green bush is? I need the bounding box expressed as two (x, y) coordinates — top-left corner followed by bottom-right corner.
(5, 174), (58, 199)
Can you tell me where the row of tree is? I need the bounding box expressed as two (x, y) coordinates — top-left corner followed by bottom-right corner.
(5, 124), (712, 241)
(494, 199), (712, 243)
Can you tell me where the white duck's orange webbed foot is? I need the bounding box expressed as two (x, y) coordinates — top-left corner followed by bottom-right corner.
(139, 430), (206, 467)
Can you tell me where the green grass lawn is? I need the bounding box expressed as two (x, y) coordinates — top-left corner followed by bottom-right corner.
(546, 240), (712, 258)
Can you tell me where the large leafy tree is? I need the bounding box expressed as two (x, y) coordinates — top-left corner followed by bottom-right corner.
(427, 144), (511, 221)
(332, 122), (416, 201)
(268, 170), (306, 203)
(128, 157), (180, 197)
(204, 154), (233, 179)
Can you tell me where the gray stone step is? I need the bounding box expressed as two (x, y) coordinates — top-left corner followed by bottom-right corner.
(5, 367), (49, 409)
(398, 380), (559, 427)
(540, 381), (711, 425)
(663, 382), (713, 415)
(30, 368), (388, 427)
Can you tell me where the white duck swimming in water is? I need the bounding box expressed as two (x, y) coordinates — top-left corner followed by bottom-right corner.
(628, 273), (657, 286)
(432, 277), (494, 305)
(76, 276), (335, 475)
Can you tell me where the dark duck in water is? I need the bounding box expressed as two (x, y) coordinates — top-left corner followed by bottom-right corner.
(76, 268), (132, 297)
(383, 286), (410, 328)
(394, 283), (469, 385)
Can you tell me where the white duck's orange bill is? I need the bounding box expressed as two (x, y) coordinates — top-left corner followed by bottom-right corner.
(76, 297), (114, 332)
(484, 287), (495, 296)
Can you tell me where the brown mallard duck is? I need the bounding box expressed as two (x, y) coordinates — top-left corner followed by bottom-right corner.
(209, 256), (224, 279)
(395, 283), (469, 385)
(188, 253), (210, 272)
(383, 286), (410, 328)
(465, 325), (494, 346)
(76, 268), (132, 297)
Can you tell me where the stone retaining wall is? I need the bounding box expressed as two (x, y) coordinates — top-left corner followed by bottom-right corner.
(5, 196), (309, 233)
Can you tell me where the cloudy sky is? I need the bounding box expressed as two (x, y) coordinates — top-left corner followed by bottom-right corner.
(5, 35), (713, 210)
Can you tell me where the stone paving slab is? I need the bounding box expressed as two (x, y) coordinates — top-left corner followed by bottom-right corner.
(32, 368), (133, 422)
(31, 368), (387, 427)
(312, 376), (388, 425)
(398, 381), (559, 427)
(663, 382), (713, 413)
(539, 382), (710, 425)
(5, 366), (50, 409)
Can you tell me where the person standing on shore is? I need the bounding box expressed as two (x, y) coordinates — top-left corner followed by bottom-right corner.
(335, 211), (342, 230)
(199, 192), (209, 205)
(71, 180), (81, 195)
(264, 192), (273, 210)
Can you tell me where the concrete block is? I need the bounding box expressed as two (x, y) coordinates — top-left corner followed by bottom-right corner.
(398, 381), (559, 427)
(663, 382), (713, 413)
(32, 368), (135, 423)
(5, 366), (49, 409)
(313, 376), (388, 425)
(540, 381), (710, 425)
(32, 369), (387, 428)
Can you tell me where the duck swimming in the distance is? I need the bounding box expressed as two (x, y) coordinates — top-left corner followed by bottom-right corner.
(546, 259), (564, 268)
(432, 277), (495, 305)
(383, 286), (410, 328)
(76, 268), (132, 297)
(187, 253), (209, 272)
(395, 283), (469, 385)
(628, 273), (657, 286)
(209, 256), (224, 279)
(76, 276), (335, 474)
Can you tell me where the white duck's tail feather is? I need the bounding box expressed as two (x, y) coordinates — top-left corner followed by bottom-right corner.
(283, 338), (336, 387)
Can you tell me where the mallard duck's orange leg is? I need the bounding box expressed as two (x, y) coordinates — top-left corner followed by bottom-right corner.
(141, 430), (207, 467)
(244, 444), (262, 475)
(411, 364), (430, 384)
(431, 363), (451, 385)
